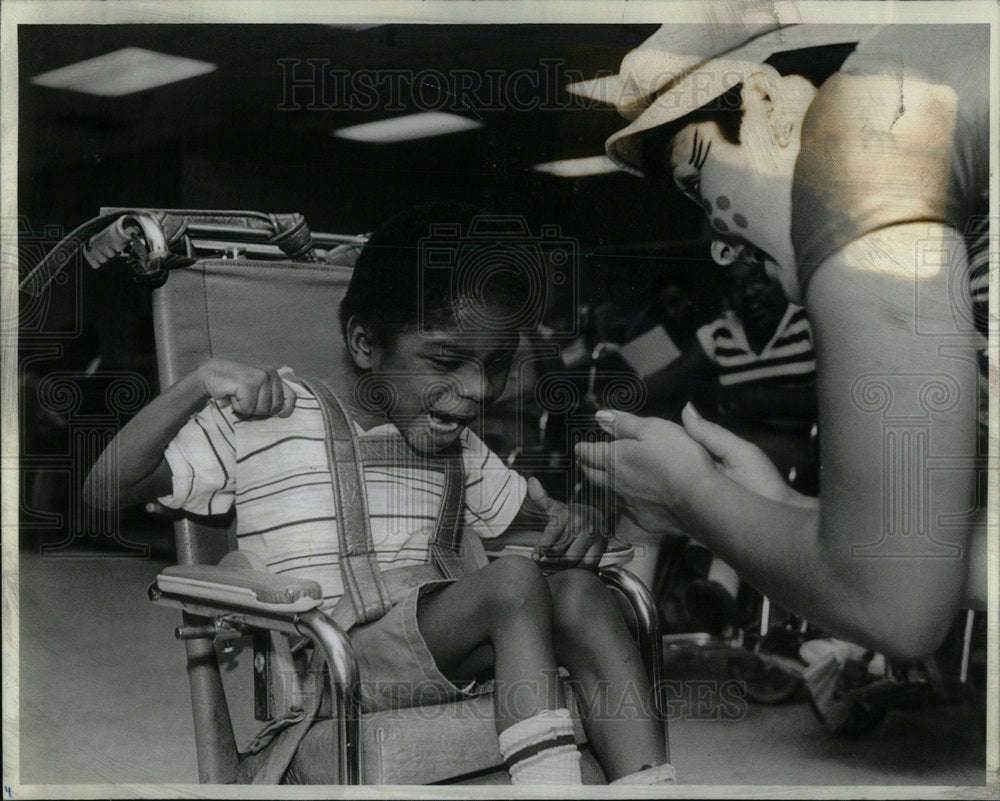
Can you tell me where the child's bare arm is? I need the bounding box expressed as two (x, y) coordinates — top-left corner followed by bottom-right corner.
(83, 359), (294, 510)
(493, 489), (549, 537)
(488, 478), (608, 568)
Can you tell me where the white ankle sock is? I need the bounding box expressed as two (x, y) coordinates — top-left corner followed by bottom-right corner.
(609, 762), (676, 785)
(497, 709), (582, 785)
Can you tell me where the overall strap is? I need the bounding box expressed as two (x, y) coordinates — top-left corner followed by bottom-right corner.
(294, 374), (392, 627)
(246, 647), (325, 785)
(429, 451), (466, 579)
(355, 434), (466, 579)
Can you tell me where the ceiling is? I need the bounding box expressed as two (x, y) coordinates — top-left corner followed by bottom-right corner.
(17, 23), (719, 358)
(19, 23), (707, 243)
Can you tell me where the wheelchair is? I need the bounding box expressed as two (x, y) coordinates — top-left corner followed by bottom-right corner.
(802, 608), (986, 738)
(25, 208), (669, 785)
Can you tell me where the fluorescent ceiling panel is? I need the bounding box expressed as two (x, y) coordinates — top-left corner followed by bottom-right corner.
(533, 155), (620, 177)
(31, 47), (217, 97)
(332, 112), (483, 143)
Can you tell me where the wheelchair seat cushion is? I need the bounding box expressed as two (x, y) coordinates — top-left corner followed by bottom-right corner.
(283, 683), (594, 785)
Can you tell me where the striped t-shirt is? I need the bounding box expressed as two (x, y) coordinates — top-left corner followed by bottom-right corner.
(158, 375), (526, 610)
(696, 304), (816, 387)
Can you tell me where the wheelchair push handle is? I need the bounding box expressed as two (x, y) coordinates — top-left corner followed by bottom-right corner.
(19, 209), (192, 295)
(20, 207), (370, 298)
(85, 211), (178, 286)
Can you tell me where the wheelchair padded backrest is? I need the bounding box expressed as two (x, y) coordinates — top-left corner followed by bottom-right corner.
(152, 258), (355, 565)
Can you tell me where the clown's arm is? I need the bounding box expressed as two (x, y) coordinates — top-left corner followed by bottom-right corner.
(577, 224), (983, 660)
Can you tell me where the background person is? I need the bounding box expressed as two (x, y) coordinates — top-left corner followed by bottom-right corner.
(643, 242), (817, 434)
(646, 244), (818, 630)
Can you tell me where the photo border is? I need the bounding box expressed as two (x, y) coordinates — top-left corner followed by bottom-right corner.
(1, 1), (996, 798)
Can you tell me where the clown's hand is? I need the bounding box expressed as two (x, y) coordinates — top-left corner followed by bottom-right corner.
(574, 408), (717, 535)
(680, 403), (802, 505)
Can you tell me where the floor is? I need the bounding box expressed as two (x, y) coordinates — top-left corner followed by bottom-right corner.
(14, 545), (991, 789)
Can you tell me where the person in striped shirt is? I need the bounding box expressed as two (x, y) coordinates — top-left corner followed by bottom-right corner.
(641, 246), (818, 630)
(697, 245), (816, 426)
(689, 248), (818, 628)
(84, 203), (671, 786)
(644, 244), (817, 429)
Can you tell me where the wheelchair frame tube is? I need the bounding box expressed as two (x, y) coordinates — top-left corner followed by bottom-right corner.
(296, 609), (363, 785)
(182, 613), (240, 784)
(600, 566), (670, 761)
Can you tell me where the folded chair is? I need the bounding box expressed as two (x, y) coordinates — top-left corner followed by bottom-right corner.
(29, 209), (668, 785)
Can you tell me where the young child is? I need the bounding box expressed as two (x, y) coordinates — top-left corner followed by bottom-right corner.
(84, 203), (671, 786)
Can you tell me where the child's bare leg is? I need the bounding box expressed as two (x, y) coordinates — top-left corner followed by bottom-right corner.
(417, 555), (563, 731)
(418, 556), (583, 785)
(547, 569), (668, 780)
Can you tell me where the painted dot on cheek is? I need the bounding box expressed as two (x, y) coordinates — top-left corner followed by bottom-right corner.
(711, 217), (729, 233)
(716, 195), (731, 211)
(733, 213), (748, 229)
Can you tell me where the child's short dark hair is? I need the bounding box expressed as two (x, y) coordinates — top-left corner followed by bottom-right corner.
(340, 202), (534, 347)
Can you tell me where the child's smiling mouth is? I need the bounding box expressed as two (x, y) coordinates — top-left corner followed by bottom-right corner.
(426, 409), (472, 433)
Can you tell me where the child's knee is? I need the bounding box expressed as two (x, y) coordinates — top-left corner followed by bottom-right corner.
(552, 569), (620, 633)
(483, 555), (551, 617)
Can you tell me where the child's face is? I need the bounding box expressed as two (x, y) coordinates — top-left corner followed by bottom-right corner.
(724, 256), (787, 334)
(365, 325), (519, 455)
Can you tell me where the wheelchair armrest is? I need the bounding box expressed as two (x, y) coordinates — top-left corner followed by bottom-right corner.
(149, 563), (364, 783)
(154, 563), (323, 614)
(482, 530), (635, 569)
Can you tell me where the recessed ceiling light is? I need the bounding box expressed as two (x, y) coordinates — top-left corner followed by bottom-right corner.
(31, 47), (217, 97)
(532, 155), (620, 177)
(332, 112), (483, 144)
